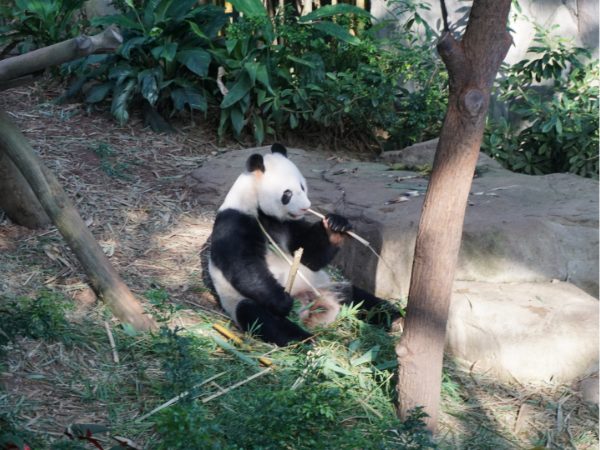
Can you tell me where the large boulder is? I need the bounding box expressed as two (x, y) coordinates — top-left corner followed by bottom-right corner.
(188, 145), (599, 383)
(448, 280), (599, 383)
(188, 145), (599, 298)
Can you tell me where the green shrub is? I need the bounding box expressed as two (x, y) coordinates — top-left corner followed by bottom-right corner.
(0, 0), (88, 54)
(216, 0), (447, 146)
(62, 0), (228, 126)
(483, 24), (599, 179)
(0, 290), (74, 347)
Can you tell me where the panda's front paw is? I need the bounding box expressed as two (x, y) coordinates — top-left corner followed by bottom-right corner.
(324, 213), (353, 233)
(272, 292), (294, 317)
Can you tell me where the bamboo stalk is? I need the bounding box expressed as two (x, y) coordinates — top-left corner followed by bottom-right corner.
(104, 321), (119, 364)
(285, 247), (303, 293)
(307, 208), (370, 247)
(201, 367), (272, 403)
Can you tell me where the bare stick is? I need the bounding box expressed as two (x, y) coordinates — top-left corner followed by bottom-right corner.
(285, 247), (304, 293)
(136, 371), (227, 422)
(201, 367), (272, 403)
(104, 321), (119, 364)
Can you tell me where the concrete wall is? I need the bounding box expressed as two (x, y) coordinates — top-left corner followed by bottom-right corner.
(371, 0), (599, 62)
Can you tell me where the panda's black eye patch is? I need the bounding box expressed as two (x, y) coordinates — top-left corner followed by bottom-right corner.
(281, 189), (293, 205)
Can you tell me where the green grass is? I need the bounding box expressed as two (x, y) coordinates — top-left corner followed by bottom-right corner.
(0, 289), (597, 450)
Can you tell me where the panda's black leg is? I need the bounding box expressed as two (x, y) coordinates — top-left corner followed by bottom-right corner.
(342, 286), (402, 330)
(236, 299), (312, 346)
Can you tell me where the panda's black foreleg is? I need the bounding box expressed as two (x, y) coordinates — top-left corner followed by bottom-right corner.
(236, 299), (312, 346)
(342, 286), (402, 330)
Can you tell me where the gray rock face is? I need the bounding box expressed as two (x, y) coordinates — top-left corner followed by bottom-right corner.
(448, 281), (599, 383)
(188, 145), (599, 382)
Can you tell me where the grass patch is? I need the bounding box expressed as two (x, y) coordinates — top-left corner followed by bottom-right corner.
(0, 290), (597, 449)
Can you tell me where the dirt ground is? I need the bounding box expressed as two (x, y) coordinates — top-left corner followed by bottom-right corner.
(0, 82), (598, 449)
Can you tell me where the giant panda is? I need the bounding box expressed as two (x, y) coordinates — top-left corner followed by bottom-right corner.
(208, 143), (399, 346)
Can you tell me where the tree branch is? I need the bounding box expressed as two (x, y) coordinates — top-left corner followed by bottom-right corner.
(0, 27), (122, 84)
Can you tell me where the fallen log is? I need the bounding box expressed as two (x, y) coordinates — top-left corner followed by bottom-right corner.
(0, 111), (156, 331)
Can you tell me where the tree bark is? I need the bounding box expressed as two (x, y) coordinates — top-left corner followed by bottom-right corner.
(0, 27), (122, 84)
(0, 112), (156, 331)
(0, 149), (51, 228)
(396, 0), (512, 431)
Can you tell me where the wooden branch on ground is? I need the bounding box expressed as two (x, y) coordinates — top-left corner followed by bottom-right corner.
(0, 27), (122, 85)
(0, 111), (156, 331)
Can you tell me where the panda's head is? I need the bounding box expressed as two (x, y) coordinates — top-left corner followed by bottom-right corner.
(247, 143), (311, 221)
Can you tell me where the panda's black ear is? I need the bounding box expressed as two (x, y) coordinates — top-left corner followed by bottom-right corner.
(271, 143), (287, 157)
(246, 153), (265, 173)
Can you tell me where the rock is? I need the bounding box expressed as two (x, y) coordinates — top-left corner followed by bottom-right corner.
(381, 138), (502, 171)
(578, 374), (599, 405)
(447, 281), (599, 383)
(189, 145), (599, 383)
(189, 145), (599, 298)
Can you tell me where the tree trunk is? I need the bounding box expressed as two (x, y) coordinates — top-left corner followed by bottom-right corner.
(0, 112), (156, 331)
(0, 150), (50, 228)
(0, 27), (122, 84)
(396, 0), (512, 431)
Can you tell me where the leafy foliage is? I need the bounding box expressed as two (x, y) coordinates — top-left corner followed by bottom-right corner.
(483, 25), (599, 178)
(215, 1), (447, 146)
(62, 0), (228, 126)
(0, 0), (88, 54)
(0, 290), (74, 347)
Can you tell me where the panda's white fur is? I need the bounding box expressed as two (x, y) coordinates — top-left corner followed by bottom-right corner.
(208, 148), (344, 332)
(208, 145), (400, 346)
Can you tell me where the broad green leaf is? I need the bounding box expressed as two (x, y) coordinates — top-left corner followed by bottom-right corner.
(151, 42), (178, 62)
(221, 72), (253, 109)
(119, 36), (150, 59)
(244, 62), (260, 85)
(289, 113), (298, 129)
(108, 64), (135, 84)
(176, 49), (211, 77)
(187, 20), (209, 40)
(91, 14), (142, 31)
(350, 345), (380, 366)
(286, 55), (316, 68)
(228, 0), (267, 17)
(138, 70), (159, 105)
(312, 21), (361, 45)
(322, 359), (353, 376)
(230, 107), (245, 136)
(167, 0), (198, 20)
(171, 87), (207, 112)
(111, 79), (136, 125)
(85, 82), (113, 104)
(299, 4), (370, 22)
(253, 115), (264, 143)
(256, 64), (273, 94)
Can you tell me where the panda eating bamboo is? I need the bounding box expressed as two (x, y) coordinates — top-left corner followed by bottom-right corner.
(208, 143), (399, 346)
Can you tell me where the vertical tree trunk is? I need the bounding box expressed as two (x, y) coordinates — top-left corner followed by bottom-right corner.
(0, 112), (156, 331)
(396, 0), (512, 431)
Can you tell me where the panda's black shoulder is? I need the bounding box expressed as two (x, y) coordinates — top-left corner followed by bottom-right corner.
(212, 209), (262, 242)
